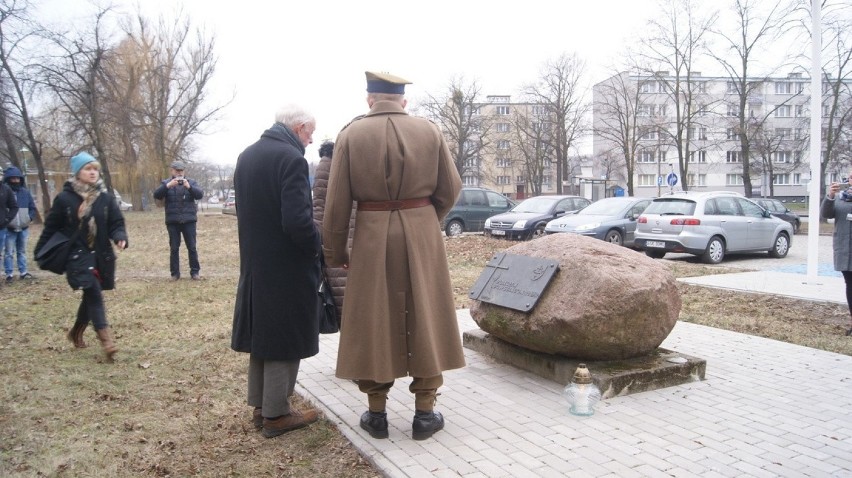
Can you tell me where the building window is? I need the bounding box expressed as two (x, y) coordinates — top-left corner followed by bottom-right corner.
(639, 81), (656, 93)
(530, 105), (546, 115)
(694, 81), (706, 93)
(775, 81), (792, 94)
(726, 128), (739, 140)
(516, 176), (525, 183)
(463, 157), (479, 168)
(497, 175), (511, 185)
(462, 175), (477, 186)
(794, 128), (803, 140)
(775, 105), (792, 118)
(638, 151), (656, 163)
(497, 157), (511, 168)
(775, 128), (792, 139)
(795, 105), (805, 117)
(774, 151), (792, 163)
(639, 129), (658, 140)
(496, 123), (510, 133)
(497, 140), (510, 150)
(697, 104), (708, 116)
(687, 173), (707, 186)
(824, 104), (832, 117)
(726, 151), (741, 163)
(793, 173), (801, 185)
(726, 174), (744, 185)
(464, 105), (481, 116)
(727, 81), (738, 93)
(772, 174), (790, 185)
(795, 150), (803, 162)
(727, 104), (739, 117)
(488, 96), (510, 103)
(698, 127), (707, 140)
(496, 106), (510, 115)
(689, 150), (707, 163)
(638, 174), (657, 186)
(637, 105), (653, 117)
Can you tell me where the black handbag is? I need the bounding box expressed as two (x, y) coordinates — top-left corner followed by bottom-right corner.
(35, 231), (76, 274)
(318, 257), (340, 334)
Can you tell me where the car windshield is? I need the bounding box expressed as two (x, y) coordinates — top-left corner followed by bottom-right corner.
(578, 199), (628, 216)
(643, 198), (696, 215)
(510, 196), (559, 214)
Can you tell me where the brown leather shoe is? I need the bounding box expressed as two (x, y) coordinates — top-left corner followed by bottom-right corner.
(262, 408), (319, 438)
(67, 322), (88, 348)
(252, 407), (263, 430)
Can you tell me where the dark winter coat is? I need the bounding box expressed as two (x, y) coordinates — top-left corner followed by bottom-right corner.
(153, 177), (203, 224)
(822, 195), (852, 271)
(312, 154), (356, 319)
(3, 166), (36, 230)
(34, 181), (129, 290)
(0, 183), (18, 229)
(231, 123), (321, 361)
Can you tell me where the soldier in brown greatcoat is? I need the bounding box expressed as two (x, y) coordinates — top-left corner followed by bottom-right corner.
(323, 71), (464, 441)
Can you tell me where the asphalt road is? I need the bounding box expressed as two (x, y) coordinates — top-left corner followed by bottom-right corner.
(660, 232), (838, 276)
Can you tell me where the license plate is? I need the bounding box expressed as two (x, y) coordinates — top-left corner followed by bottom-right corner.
(646, 241), (665, 248)
(491, 230), (506, 236)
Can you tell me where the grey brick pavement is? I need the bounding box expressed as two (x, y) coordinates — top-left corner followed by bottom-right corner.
(297, 307), (852, 478)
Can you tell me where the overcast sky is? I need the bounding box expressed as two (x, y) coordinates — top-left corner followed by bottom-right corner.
(48, 0), (667, 164)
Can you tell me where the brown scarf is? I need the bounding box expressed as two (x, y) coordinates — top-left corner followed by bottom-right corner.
(72, 178), (106, 248)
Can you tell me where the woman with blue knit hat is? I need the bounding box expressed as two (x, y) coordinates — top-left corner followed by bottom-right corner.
(34, 152), (129, 361)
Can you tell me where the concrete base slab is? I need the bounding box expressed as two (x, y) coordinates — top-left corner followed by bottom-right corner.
(463, 329), (706, 399)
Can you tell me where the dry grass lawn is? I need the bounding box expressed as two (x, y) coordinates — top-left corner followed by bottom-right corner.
(1, 212), (849, 476)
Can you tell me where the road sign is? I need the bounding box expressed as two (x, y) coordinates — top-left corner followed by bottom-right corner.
(666, 172), (678, 187)
(657, 175), (663, 186)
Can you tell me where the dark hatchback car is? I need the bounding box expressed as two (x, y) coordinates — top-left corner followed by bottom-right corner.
(442, 187), (516, 236)
(753, 198), (801, 233)
(484, 195), (591, 240)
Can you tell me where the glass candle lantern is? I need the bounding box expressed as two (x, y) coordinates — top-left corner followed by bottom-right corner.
(563, 363), (602, 416)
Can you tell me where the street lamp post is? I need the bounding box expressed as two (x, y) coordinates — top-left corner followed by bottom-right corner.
(19, 147), (29, 174)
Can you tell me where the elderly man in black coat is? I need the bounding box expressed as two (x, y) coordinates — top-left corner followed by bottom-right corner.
(231, 104), (322, 438)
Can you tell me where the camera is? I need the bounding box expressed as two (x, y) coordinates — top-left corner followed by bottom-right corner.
(176, 177), (185, 185)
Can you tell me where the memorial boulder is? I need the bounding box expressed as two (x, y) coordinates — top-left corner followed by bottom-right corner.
(470, 233), (681, 361)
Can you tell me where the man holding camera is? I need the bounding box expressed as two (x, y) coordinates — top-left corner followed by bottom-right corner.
(153, 161), (204, 280)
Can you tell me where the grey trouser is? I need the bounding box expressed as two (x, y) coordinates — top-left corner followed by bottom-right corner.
(247, 355), (300, 418)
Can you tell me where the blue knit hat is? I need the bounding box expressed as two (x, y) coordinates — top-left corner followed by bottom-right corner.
(70, 152), (97, 176)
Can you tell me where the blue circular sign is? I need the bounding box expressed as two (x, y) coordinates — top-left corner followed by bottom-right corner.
(666, 172), (678, 187)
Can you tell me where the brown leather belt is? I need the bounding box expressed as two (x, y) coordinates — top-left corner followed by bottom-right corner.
(357, 197), (432, 212)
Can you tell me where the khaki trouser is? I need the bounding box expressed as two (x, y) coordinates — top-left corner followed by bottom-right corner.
(358, 374), (443, 412)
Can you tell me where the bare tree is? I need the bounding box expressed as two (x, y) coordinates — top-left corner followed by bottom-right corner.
(417, 77), (492, 182)
(640, 0), (718, 191)
(0, 0), (54, 213)
(711, 0), (794, 197)
(819, 10), (852, 188)
(508, 106), (554, 196)
(594, 68), (644, 196)
(521, 53), (588, 194)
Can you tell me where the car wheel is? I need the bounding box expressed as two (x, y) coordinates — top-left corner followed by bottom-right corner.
(530, 223), (546, 239)
(793, 220), (800, 234)
(701, 236), (725, 264)
(604, 229), (623, 246)
(445, 220), (464, 237)
(768, 232), (790, 258)
(645, 250), (666, 259)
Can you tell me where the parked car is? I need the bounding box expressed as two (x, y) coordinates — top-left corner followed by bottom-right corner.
(208, 196), (220, 204)
(544, 196), (653, 247)
(222, 192), (236, 215)
(442, 187), (516, 236)
(753, 198), (801, 233)
(634, 191), (793, 264)
(484, 195), (591, 240)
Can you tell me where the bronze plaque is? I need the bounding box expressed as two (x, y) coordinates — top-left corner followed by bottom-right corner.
(469, 252), (560, 312)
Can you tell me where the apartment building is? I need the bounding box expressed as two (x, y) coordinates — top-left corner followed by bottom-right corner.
(593, 71), (851, 199)
(447, 95), (597, 200)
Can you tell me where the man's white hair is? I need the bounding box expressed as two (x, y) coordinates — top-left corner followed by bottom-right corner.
(274, 104), (315, 129)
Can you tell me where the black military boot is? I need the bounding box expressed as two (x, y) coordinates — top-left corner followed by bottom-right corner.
(412, 410), (444, 440)
(359, 411), (388, 439)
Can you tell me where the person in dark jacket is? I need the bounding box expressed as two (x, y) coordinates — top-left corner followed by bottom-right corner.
(311, 141), (356, 320)
(231, 104), (321, 438)
(34, 152), (128, 361)
(0, 178), (19, 288)
(3, 166), (37, 282)
(822, 176), (852, 336)
(152, 161), (203, 280)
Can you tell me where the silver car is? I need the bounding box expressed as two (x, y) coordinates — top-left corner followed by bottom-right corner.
(544, 196), (653, 247)
(634, 191), (793, 264)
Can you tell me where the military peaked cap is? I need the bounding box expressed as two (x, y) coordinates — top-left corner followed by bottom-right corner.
(365, 71), (411, 94)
